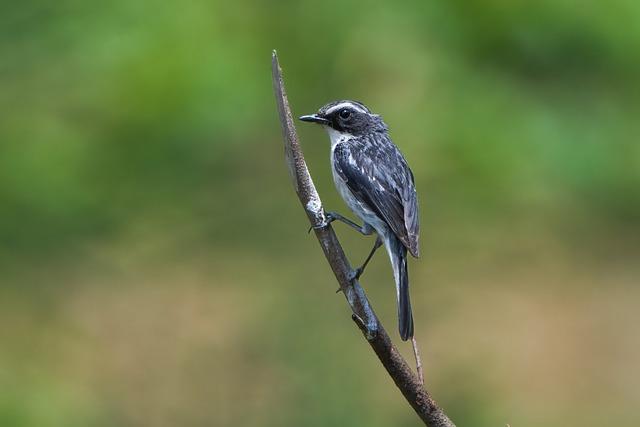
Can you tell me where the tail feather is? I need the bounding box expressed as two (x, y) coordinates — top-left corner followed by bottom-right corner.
(387, 237), (414, 341)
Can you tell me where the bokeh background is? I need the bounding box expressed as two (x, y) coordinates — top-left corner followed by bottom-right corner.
(1, 1), (639, 426)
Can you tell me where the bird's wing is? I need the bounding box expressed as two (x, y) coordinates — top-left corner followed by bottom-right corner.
(334, 136), (419, 257)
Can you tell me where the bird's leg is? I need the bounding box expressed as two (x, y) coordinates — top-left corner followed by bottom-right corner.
(348, 236), (383, 282)
(310, 211), (373, 235)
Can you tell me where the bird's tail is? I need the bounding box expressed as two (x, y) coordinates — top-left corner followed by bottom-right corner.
(386, 236), (414, 341)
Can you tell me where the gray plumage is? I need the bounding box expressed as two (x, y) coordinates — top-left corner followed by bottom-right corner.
(299, 100), (419, 341)
(333, 135), (420, 258)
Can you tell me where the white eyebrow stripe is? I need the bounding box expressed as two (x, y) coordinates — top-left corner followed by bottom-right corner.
(325, 102), (367, 115)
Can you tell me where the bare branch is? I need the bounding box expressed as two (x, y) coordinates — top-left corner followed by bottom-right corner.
(272, 50), (456, 427)
(412, 336), (425, 385)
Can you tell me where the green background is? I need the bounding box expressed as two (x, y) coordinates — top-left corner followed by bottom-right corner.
(1, 1), (639, 426)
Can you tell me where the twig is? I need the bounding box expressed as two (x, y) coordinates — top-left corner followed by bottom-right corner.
(412, 336), (425, 385)
(272, 50), (456, 427)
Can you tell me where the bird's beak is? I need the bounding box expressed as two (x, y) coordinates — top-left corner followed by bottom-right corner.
(299, 114), (330, 125)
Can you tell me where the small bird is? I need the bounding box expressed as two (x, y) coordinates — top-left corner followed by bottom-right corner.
(300, 100), (419, 341)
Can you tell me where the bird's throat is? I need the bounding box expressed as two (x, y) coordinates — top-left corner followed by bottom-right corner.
(324, 126), (354, 148)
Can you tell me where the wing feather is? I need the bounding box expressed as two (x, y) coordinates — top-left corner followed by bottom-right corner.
(334, 135), (419, 257)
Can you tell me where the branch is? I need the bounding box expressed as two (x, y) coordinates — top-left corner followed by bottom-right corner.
(272, 50), (456, 427)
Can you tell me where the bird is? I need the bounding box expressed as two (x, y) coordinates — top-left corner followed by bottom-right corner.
(299, 100), (419, 341)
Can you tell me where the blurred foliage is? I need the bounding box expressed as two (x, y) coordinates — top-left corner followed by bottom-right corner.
(0, 1), (639, 426)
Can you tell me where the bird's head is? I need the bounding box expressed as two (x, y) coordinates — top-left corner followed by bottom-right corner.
(299, 100), (387, 136)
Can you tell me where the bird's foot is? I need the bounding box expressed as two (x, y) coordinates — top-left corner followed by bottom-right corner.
(335, 267), (362, 293)
(307, 212), (336, 233)
(347, 267), (363, 282)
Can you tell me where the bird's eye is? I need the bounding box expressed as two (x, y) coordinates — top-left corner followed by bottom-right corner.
(339, 109), (351, 120)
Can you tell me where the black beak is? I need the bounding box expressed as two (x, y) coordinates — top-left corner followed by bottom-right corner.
(299, 114), (330, 125)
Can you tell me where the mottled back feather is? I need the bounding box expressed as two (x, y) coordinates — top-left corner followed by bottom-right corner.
(333, 133), (420, 257)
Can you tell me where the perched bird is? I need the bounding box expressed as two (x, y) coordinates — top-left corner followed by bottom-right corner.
(300, 100), (419, 341)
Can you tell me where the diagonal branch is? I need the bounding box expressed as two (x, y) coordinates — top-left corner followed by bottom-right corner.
(272, 50), (456, 427)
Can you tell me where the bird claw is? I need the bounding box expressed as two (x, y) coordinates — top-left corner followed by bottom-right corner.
(307, 213), (336, 233)
(337, 266), (362, 292)
(347, 267), (363, 282)
(308, 222), (328, 233)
